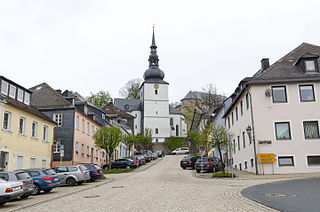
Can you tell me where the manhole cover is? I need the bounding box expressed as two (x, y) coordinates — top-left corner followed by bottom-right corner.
(84, 195), (100, 198)
(112, 186), (124, 189)
(265, 193), (296, 197)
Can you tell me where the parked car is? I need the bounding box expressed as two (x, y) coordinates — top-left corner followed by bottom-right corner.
(195, 157), (222, 173)
(0, 171), (34, 199)
(143, 154), (151, 162)
(0, 179), (23, 205)
(180, 156), (200, 169)
(136, 155), (146, 165)
(157, 150), (165, 157)
(81, 164), (103, 182)
(123, 156), (140, 167)
(53, 165), (91, 186)
(172, 147), (189, 155)
(151, 152), (158, 160)
(18, 169), (60, 195)
(107, 158), (137, 169)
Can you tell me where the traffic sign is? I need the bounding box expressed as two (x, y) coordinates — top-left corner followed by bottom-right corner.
(258, 158), (277, 163)
(60, 145), (64, 151)
(257, 153), (276, 158)
(199, 145), (206, 152)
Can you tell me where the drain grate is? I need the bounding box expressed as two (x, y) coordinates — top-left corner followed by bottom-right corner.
(112, 186), (124, 189)
(265, 193), (296, 197)
(84, 195), (100, 198)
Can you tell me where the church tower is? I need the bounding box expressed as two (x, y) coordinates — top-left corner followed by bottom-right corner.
(140, 28), (170, 142)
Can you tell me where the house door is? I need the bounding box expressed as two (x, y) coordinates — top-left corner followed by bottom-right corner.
(0, 152), (9, 171)
(91, 148), (94, 163)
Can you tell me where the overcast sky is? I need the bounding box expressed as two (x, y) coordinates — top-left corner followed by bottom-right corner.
(1, 0), (320, 102)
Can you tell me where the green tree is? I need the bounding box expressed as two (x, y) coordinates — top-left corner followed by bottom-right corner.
(87, 90), (112, 108)
(93, 126), (123, 169)
(122, 134), (137, 156)
(136, 128), (153, 150)
(119, 79), (142, 99)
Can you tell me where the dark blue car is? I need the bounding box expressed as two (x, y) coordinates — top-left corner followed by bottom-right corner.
(18, 169), (60, 195)
(82, 164), (103, 182)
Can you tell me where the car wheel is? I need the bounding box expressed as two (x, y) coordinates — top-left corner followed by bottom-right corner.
(78, 182), (83, 185)
(66, 177), (76, 186)
(0, 202), (6, 206)
(196, 169), (200, 173)
(182, 167), (186, 169)
(21, 194), (30, 199)
(32, 184), (41, 195)
(43, 188), (52, 193)
(172, 153), (176, 155)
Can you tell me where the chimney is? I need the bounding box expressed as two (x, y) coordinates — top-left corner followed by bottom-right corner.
(261, 58), (270, 71)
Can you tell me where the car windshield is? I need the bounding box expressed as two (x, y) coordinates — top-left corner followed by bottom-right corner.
(79, 165), (88, 170)
(94, 165), (101, 170)
(16, 173), (30, 180)
(44, 169), (56, 175)
(196, 158), (209, 163)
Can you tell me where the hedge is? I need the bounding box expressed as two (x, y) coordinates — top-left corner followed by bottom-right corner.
(165, 137), (187, 152)
(211, 172), (236, 178)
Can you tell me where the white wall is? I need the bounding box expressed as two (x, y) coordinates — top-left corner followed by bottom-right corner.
(129, 111), (142, 135)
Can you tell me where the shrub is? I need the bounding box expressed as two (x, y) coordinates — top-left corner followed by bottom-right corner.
(212, 172), (236, 178)
(102, 168), (133, 174)
(165, 137), (187, 152)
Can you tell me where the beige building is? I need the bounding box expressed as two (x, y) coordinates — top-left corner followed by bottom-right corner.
(224, 43), (320, 174)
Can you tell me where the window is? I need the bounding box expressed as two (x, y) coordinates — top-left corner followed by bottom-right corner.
(43, 125), (48, 141)
(244, 161), (247, 169)
(87, 146), (89, 156)
(87, 122), (90, 135)
(92, 125), (95, 136)
(176, 125), (179, 136)
(240, 101), (243, 116)
(16, 155), (24, 169)
(81, 144), (84, 155)
(24, 92), (30, 105)
(75, 142), (79, 153)
(30, 157), (36, 168)
(239, 163), (242, 171)
(102, 114), (105, 119)
(233, 139), (236, 153)
(96, 150), (98, 158)
(307, 156), (320, 166)
(82, 119), (85, 132)
(32, 121), (38, 138)
(237, 136), (240, 151)
(250, 159), (254, 167)
(53, 140), (60, 153)
(235, 107), (238, 121)
(246, 93), (249, 110)
(1, 80), (8, 95)
(272, 86), (287, 103)
(231, 112), (234, 125)
(42, 159), (47, 169)
(242, 132), (246, 148)
(84, 106), (88, 115)
(124, 104), (129, 110)
(305, 60), (316, 72)
(55, 167), (68, 173)
(53, 113), (63, 127)
(18, 117), (26, 135)
(227, 117), (230, 129)
(155, 128), (159, 134)
(9, 84), (16, 98)
(3, 112), (11, 130)
(303, 121), (319, 139)
(170, 117), (174, 126)
(17, 89), (23, 102)
(275, 122), (291, 140)
(278, 156), (294, 166)
(76, 115), (80, 129)
(155, 90), (158, 95)
(299, 85), (315, 102)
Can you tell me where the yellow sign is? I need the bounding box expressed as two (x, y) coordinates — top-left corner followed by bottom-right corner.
(258, 158), (277, 163)
(257, 153), (276, 159)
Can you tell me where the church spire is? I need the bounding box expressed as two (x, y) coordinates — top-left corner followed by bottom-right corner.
(148, 26), (159, 67)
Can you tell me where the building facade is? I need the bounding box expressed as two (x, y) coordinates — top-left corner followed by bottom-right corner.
(224, 43), (320, 174)
(0, 76), (56, 171)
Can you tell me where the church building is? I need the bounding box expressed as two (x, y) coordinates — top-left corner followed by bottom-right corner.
(115, 29), (187, 142)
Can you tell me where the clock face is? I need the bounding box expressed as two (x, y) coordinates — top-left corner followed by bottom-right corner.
(154, 84), (159, 89)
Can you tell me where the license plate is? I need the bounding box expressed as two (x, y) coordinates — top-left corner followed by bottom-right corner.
(182, 162), (187, 164)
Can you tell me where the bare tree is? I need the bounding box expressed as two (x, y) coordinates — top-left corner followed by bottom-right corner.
(119, 79), (142, 99)
(201, 83), (225, 110)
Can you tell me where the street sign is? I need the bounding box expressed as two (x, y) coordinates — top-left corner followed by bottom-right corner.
(60, 145), (64, 151)
(258, 158), (277, 163)
(257, 153), (276, 159)
(199, 145), (206, 152)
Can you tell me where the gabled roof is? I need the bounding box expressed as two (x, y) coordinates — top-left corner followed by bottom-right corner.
(114, 98), (141, 111)
(181, 90), (207, 101)
(223, 42), (320, 118)
(101, 102), (134, 119)
(169, 105), (182, 115)
(30, 83), (74, 109)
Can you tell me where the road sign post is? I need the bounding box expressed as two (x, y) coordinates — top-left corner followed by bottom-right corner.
(60, 145), (64, 165)
(199, 145), (206, 172)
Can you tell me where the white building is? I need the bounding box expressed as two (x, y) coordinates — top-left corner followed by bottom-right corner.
(115, 29), (187, 142)
(224, 43), (320, 174)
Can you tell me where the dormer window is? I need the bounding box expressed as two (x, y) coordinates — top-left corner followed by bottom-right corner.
(24, 92), (30, 105)
(305, 60), (316, 72)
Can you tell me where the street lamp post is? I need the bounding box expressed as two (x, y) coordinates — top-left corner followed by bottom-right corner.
(246, 125), (258, 175)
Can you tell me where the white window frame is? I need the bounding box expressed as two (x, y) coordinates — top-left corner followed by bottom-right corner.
(53, 113), (63, 127)
(1, 80), (9, 95)
(41, 158), (47, 169)
(81, 144), (84, 155)
(32, 121), (38, 138)
(16, 154), (24, 169)
(274, 121), (292, 141)
(306, 154), (320, 167)
(53, 140), (61, 153)
(92, 125), (95, 136)
(82, 119), (85, 132)
(24, 92), (30, 105)
(277, 155), (295, 167)
(43, 125), (49, 141)
(9, 84), (16, 98)
(76, 115), (80, 130)
(75, 141), (79, 153)
(29, 156), (36, 168)
(3, 111), (11, 131)
(17, 89), (23, 102)
(18, 117), (26, 135)
(87, 122), (90, 135)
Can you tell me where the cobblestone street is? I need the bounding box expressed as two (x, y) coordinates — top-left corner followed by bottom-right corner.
(3, 155), (318, 212)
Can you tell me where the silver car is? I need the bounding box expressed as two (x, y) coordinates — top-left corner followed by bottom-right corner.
(172, 147), (189, 155)
(53, 165), (90, 186)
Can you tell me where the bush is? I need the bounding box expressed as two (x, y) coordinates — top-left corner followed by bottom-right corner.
(165, 137), (187, 152)
(212, 172), (236, 178)
(102, 168), (133, 174)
